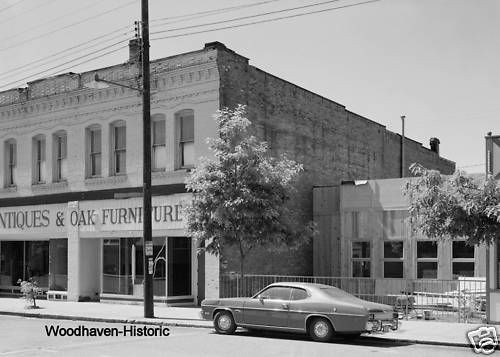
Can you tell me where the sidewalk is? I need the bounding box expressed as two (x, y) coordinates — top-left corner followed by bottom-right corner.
(0, 297), (487, 348)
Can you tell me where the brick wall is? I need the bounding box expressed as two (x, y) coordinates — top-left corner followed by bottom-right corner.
(214, 44), (455, 277)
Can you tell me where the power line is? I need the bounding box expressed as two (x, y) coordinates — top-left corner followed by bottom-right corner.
(0, 0), (25, 14)
(0, 41), (129, 90)
(151, 0), (345, 35)
(0, 0), (136, 52)
(0, 0), (103, 42)
(0, 27), (133, 80)
(0, 0), (58, 24)
(151, 0), (380, 41)
(150, 0), (284, 26)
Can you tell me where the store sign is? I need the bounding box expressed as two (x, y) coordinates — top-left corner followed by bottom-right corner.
(0, 194), (191, 235)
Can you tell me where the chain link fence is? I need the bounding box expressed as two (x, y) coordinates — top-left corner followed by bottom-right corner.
(220, 274), (486, 323)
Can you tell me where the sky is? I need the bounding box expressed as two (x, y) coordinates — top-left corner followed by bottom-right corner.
(0, 0), (498, 174)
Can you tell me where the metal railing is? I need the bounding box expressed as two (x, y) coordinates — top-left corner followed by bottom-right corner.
(219, 274), (486, 323)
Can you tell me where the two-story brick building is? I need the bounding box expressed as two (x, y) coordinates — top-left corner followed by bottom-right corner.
(0, 41), (455, 303)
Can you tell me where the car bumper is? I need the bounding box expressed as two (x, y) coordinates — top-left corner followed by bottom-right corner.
(200, 309), (212, 321)
(366, 313), (399, 332)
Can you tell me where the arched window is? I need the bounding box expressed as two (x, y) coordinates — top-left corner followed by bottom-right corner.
(110, 120), (126, 175)
(32, 134), (46, 184)
(85, 124), (102, 178)
(152, 114), (166, 171)
(175, 109), (194, 169)
(4, 138), (16, 187)
(53, 130), (67, 182)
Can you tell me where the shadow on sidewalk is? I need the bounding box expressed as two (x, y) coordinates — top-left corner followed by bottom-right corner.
(212, 329), (415, 348)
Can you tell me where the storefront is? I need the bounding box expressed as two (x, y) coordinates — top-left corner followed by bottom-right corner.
(0, 194), (218, 304)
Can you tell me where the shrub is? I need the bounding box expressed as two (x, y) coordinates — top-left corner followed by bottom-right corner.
(17, 278), (42, 309)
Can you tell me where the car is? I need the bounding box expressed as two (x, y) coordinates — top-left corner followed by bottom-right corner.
(201, 282), (398, 342)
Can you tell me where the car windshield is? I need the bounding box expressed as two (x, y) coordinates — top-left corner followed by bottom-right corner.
(320, 287), (357, 300)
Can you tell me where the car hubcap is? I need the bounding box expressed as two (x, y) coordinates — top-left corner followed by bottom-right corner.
(314, 321), (329, 338)
(219, 315), (231, 330)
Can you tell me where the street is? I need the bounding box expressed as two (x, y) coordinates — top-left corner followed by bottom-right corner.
(0, 316), (475, 357)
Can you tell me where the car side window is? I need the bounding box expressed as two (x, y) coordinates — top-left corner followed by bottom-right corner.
(290, 288), (308, 300)
(260, 287), (292, 300)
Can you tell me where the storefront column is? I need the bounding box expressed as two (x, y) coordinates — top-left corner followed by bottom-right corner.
(67, 201), (80, 301)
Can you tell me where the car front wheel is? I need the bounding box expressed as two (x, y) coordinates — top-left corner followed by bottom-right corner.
(214, 311), (237, 334)
(309, 317), (334, 342)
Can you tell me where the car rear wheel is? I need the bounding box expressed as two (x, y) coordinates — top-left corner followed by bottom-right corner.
(309, 317), (334, 342)
(214, 311), (237, 334)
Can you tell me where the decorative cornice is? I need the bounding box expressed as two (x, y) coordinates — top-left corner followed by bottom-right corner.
(0, 64), (219, 122)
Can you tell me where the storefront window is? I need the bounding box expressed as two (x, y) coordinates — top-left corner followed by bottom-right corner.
(0, 241), (49, 289)
(49, 239), (67, 291)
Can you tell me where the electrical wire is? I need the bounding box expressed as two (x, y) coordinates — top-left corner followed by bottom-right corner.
(0, 27), (133, 80)
(151, 0), (380, 41)
(151, 0), (345, 35)
(0, 0), (25, 14)
(150, 0), (284, 26)
(0, 41), (130, 90)
(0, 0), (136, 52)
(0, 0), (58, 25)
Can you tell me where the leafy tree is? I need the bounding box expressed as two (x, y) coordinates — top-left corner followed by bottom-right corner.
(403, 163), (500, 245)
(185, 105), (314, 286)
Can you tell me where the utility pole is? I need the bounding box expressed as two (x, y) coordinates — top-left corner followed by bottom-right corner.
(141, 0), (154, 318)
(400, 115), (406, 178)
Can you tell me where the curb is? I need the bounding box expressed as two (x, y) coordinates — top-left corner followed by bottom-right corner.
(0, 311), (479, 349)
(0, 311), (213, 329)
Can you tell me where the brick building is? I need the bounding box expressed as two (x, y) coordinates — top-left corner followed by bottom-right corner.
(0, 41), (454, 302)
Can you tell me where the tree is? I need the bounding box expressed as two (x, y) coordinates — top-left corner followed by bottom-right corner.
(185, 105), (314, 288)
(403, 163), (500, 245)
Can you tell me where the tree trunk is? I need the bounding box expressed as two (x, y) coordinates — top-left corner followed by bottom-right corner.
(239, 243), (245, 297)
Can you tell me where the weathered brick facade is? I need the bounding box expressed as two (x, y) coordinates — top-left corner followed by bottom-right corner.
(209, 42), (455, 276)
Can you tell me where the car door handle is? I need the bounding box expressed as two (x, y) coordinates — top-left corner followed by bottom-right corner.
(281, 303), (289, 309)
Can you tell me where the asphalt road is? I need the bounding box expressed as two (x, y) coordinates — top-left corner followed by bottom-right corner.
(0, 316), (475, 357)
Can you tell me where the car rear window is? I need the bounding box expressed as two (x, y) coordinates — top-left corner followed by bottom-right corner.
(320, 287), (356, 299)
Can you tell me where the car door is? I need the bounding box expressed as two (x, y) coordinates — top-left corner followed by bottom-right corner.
(243, 286), (291, 328)
(287, 287), (310, 330)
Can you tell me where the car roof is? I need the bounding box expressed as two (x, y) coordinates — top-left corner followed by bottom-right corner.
(267, 282), (335, 290)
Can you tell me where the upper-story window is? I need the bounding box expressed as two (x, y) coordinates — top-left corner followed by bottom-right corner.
(53, 131), (67, 182)
(4, 139), (16, 187)
(85, 125), (102, 178)
(152, 115), (166, 171)
(32, 135), (46, 184)
(176, 109), (194, 168)
(110, 121), (126, 175)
